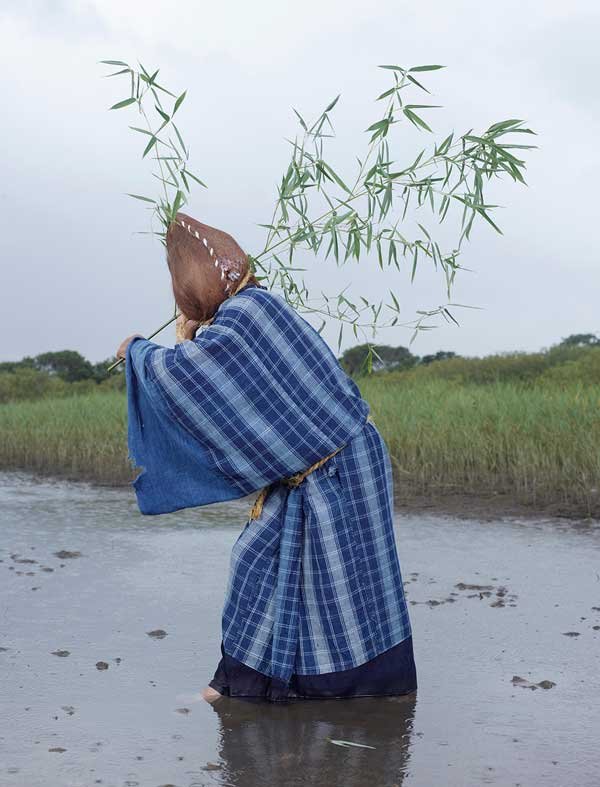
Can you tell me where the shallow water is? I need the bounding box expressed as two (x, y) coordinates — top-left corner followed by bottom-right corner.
(1, 471), (599, 787)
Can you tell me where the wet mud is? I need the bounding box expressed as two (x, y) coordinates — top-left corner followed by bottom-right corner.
(1, 470), (599, 787)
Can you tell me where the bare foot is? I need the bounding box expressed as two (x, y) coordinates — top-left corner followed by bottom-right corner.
(201, 685), (223, 704)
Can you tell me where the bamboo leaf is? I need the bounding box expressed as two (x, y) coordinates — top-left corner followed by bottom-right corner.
(172, 124), (188, 157)
(103, 68), (130, 78)
(325, 94), (341, 112)
(110, 97), (136, 110)
(155, 104), (170, 123)
(403, 107), (433, 132)
(293, 108), (308, 130)
(129, 126), (154, 136)
(406, 74), (430, 93)
(409, 64), (444, 72)
(173, 90), (187, 114)
(142, 136), (158, 157)
(127, 193), (156, 203)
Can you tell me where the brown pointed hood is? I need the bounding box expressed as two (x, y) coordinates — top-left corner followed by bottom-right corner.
(166, 212), (253, 322)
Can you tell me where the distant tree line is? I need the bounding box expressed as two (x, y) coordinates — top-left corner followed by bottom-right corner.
(0, 351), (117, 384)
(339, 333), (600, 377)
(0, 333), (599, 404)
(339, 344), (458, 376)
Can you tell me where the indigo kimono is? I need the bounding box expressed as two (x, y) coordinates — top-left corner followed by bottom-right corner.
(126, 283), (412, 685)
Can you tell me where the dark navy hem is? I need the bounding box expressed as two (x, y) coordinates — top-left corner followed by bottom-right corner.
(208, 635), (417, 704)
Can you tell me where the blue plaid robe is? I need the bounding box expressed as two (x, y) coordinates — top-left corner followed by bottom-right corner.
(126, 283), (412, 684)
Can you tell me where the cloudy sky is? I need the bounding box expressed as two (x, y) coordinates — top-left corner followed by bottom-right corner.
(1, 1), (598, 362)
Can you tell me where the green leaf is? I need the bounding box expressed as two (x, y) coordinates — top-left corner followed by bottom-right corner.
(127, 193), (156, 203)
(376, 86), (397, 101)
(155, 104), (170, 123)
(172, 189), (185, 215)
(292, 108), (307, 130)
(110, 97), (137, 110)
(142, 136), (158, 157)
(173, 90), (187, 114)
(337, 323), (344, 352)
(103, 68), (130, 78)
(100, 59), (129, 67)
(129, 126), (154, 136)
(409, 64), (444, 72)
(406, 74), (430, 93)
(172, 124), (188, 157)
(378, 65), (406, 72)
(183, 169), (207, 188)
(403, 107), (432, 132)
(476, 207), (503, 234)
(321, 162), (352, 194)
(325, 94), (340, 112)
(366, 119), (388, 133)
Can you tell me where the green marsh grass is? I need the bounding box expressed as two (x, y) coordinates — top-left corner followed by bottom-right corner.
(0, 380), (598, 515)
(0, 391), (131, 485)
(359, 375), (600, 516)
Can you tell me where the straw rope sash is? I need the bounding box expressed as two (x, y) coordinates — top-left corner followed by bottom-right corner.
(248, 413), (376, 521)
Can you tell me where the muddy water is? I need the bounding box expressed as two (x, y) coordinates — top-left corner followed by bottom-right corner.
(1, 471), (599, 787)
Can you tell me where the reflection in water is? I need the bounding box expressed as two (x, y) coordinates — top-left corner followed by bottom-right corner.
(3, 472), (600, 787)
(211, 693), (417, 787)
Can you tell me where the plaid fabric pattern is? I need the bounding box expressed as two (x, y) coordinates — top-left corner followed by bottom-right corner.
(130, 284), (371, 497)
(126, 284), (412, 682)
(222, 419), (412, 681)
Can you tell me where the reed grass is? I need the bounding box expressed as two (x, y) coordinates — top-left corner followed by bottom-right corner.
(0, 381), (598, 515)
(359, 376), (600, 516)
(0, 392), (132, 485)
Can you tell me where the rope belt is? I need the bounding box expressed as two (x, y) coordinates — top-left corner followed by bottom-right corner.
(248, 413), (376, 522)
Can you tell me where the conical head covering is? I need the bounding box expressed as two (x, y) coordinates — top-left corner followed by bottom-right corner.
(166, 212), (251, 322)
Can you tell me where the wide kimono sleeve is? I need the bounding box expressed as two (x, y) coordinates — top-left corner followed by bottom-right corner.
(125, 335), (246, 516)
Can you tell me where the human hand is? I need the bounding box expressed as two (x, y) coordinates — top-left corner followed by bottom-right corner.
(175, 313), (202, 343)
(116, 334), (144, 360)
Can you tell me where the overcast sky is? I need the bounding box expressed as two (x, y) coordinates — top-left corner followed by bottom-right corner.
(1, 1), (598, 362)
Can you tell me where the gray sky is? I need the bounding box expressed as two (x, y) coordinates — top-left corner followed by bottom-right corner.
(1, 1), (598, 362)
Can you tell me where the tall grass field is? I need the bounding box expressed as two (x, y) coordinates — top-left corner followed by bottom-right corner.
(0, 378), (598, 516)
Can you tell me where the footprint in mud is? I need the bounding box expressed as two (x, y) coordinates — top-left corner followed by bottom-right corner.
(455, 582), (495, 591)
(175, 707), (190, 715)
(51, 650), (70, 657)
(593, 626), (600, 631)
(512, 676), (556, 690)
(61, 705), (76, 716)
(562, 632), (581, 637)
(412, 580), (518, 610)
(48, 747), (67, 753)
(146, 629), (168, 639)
(96, 661), (109, 670)
(53, 550), (82, 560)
